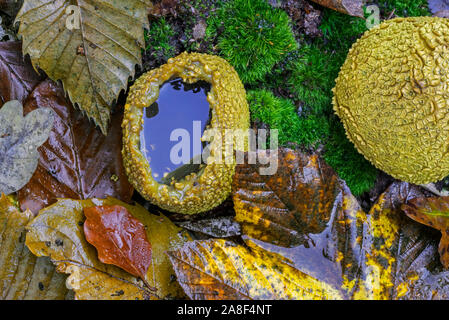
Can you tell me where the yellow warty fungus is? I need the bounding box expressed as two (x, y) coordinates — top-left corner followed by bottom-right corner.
(333, 17), (449, 184)
(122, 52), (250, 214)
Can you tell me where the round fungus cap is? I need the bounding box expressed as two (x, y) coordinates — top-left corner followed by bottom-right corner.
(333, 17), (449, 184)
(122, 52), (250, 214)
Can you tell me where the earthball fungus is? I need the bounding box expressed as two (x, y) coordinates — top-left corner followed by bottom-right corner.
(333, 17), (449, 184)
(122, 52), (250, 214)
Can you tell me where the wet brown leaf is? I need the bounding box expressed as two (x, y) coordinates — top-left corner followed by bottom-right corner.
(0, 41), (43, 106)
(26, 197), (189, 300)
(309, 0), (364, 17)
(84, 205), (152, 279)
(17, 80), (133, 215)
(228, 148), (449, 299)
(0, 194), (69, 300)
(402, 197), (449, 269)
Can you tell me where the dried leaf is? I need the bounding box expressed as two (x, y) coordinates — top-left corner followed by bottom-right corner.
(16, 1), (151, 134)
(84, 205), (152, 279)
(168, 239), (343, 300)
(402, 197), (449, 269)
(309, 0), (364, 17)
(0, 41), (43, 106)
(149, 0), (180, 17)
(25, 197), (189, 300)
(17, 80), (133, 215)
(229, 148), (449, 299)
(0, 100), (54, 195)
(0, 194), (68, 300)
(428, 0), (449, 15)
(178, 216), (241, 238)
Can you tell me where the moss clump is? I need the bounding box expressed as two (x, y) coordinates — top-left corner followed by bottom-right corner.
(323, 120), (378, 196)
(379, 0), (430, 17)
(247, 89), (328, 148)
(144, 18), (176, 61)
(279, 9), (377, 195)
(207, 0), (297, 84)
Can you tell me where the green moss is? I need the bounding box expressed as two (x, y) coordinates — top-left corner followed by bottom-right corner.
(247, 89), (328, 148)
(379, 0), (430, 17)
(207, 0), (297, 84)
(282, 9), (378, 195)
(144, 18), (175, 60)
(323, 119), (378, 196)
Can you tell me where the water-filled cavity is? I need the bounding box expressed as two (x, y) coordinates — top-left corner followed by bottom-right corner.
(140, 78), (211, 184)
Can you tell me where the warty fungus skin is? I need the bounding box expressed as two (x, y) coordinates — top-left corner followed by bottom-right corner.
(122, 52), (250, 214)
(333, 17), (449, 184)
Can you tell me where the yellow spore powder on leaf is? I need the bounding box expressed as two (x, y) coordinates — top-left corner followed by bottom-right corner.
(333, 17), (449, 184)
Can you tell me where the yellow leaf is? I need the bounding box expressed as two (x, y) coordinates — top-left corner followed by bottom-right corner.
(25, 197), (189, 300)
(16, 0), (151, 134)
(0, 194), (68, 300)
(231, 149), (449, 300)
(168, 239), (343, 300)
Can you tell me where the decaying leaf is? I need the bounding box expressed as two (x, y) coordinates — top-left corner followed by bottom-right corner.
(168, 239), (343, 300)
(0, 100), (54, 195)
(17, 80), (133, 215)
(16, 0), (151, 134)
(148, 0), (180, 17)
(227, 148), (449, 299)
(84, 205), (152, 280)
(0, 41), (42, 106)
(25, 197), (189, 300)
(177, 216), (241, 238)
(428, 0), (449, 15)
(309, 0), (364, 17)
(0, 194), (69, 300)
(402, 197), (449, 269)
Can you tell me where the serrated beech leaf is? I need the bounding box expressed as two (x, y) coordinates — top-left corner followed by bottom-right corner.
(16, 0), (151, 133)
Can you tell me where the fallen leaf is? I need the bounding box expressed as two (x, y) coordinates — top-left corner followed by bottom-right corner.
(0, 100), (54, 195)
(309, 0), (364, 17)
(434, 9), (449, 17)
(83, 205), (152, 280)
(16, 1), (151, 134)
(168, 239), (343, 300)
(229, 148), (449, 299)
(149, 0), (180, 17)
(192, 20), (207, 40)
(25, 197), (189, 300)
(178, 216), (241, 238)
(402, 197), (449, 269)
(17, 80), (133, 215)
(428, 0), (449, 15)
(0, 194), (69, 300)
(0, 41), (43, 106)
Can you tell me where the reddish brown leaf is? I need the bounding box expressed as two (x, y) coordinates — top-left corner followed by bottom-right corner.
(83, 205), (152, 279)
(0, 41), (44, 106)
(17, 80), (133, 214)
(402, 197), (449, 269)
(309, 0), (364, 17)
